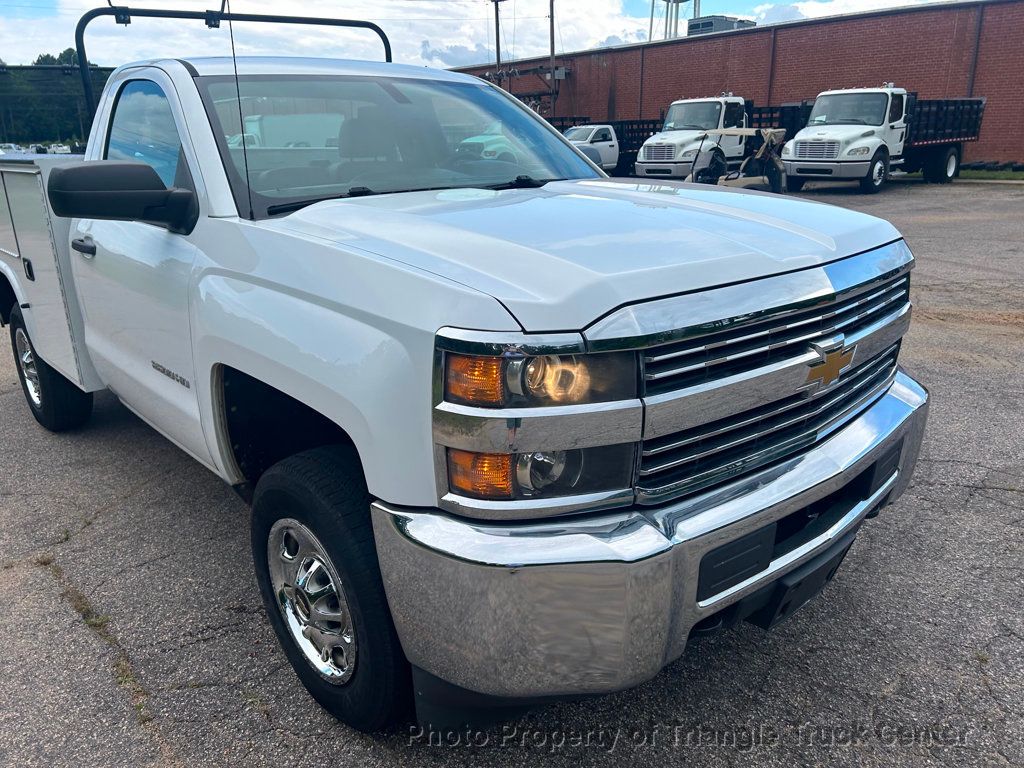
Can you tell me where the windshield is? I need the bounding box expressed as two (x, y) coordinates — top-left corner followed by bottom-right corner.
(662, 102), (721, 131)
(564, 126), (594, 141)
(808, 93), (889, 126)
(197, 74), (599, 218)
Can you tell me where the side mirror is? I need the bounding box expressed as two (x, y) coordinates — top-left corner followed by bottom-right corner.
(47, 161), (198, 235)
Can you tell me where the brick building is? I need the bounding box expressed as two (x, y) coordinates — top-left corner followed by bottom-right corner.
(459, 0), (1023, 162)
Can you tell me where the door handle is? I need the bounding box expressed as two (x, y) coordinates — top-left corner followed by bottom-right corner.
(71, 237), (96, 258)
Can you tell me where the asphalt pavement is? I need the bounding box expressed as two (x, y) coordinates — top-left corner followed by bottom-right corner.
(0, 178), (1021, 767)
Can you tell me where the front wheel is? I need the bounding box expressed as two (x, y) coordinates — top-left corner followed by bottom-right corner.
(8, 305), (92, 431)
(786, 176), (806, 193)
(251, 446), (411, 732)
(859, 152), (888, 193)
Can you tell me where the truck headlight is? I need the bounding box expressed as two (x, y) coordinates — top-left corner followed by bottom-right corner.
(680, 148), (698, 159)
(847, 146), (871, 156)
(447, 445), (635, 500)
(782, 143), (792, 157)
(445, 352), (636, 407)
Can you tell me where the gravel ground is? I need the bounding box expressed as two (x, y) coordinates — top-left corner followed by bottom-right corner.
(0, 179), (1021, 767)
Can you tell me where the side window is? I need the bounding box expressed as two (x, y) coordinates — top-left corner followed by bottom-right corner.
(106, 80), (186, 188)
(593, 128), (611, 142)
(723, 103), (744, 128)
(888, 94), (904, 123)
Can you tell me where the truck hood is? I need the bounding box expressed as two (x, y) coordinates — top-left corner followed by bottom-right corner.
(643, 129), (707, 148)
(793, 124), (878, 144)
(272, 179), (900, 331)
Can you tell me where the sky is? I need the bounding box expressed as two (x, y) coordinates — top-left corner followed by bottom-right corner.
(0, 0), (943, 67)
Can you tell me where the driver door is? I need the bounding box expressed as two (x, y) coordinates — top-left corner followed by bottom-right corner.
(70, 74), (211, 464)
(722, 103), (746, 162)
(590, 127), (617, 169)
(885, 93), (907, 157)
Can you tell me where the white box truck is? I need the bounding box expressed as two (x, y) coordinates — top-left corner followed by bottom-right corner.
(635, 94), (749, 178)
(783, 84), (986, 193)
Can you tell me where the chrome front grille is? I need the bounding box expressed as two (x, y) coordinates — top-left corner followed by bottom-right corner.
(794, 140), (840, 160)
(638, 344), (901, 503)
(643, 144), (675, 161)
(643, 273), (909, 396)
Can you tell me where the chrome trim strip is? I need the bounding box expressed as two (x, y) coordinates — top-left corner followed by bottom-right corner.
(645, 277), (907, 367)
(636, 368), (897, 504)
(643, 301), (910, 439)
(644, 282), (908, 381)
(698, 471), (897, 609)
(439, 487), (636, 522)
(641, 353), (896, 464)
(584, 240), (914, 352)
(436, 327), (585, 356)
(434, 398), (643, 454)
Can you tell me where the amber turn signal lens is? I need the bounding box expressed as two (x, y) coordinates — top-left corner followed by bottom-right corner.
(445, 354), (505, 406)
(448, 449), (514, 499)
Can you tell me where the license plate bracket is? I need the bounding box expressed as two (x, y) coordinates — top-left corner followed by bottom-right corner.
(745, 527), (859, 630)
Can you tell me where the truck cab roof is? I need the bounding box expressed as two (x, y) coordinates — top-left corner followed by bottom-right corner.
(669, 95), (744, 106)
(114, 56), (479, 84)
(817, 86), (907, 97)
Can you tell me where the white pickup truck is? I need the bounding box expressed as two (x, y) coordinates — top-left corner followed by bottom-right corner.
(635, 95), (749, 178)
(563, 124), (619, 171)
(1, 55), (929, 731)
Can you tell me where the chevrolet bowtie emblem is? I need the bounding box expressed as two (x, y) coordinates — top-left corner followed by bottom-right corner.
(805, 341), (856, 390)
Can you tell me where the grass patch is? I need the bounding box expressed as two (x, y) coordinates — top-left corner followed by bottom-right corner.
(958, 169), (1024, 181)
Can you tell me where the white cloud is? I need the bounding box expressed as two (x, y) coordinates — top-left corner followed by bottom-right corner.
(753, 0), (936, 24)
(0, 0), (650, 67)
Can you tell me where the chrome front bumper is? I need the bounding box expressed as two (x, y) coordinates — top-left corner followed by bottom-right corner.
(784, 160), (871, 179)
(635, 160), (694, 178)
(372, 371), (928, 699)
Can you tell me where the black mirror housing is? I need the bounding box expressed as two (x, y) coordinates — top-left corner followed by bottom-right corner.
(47, 161), (198, 235)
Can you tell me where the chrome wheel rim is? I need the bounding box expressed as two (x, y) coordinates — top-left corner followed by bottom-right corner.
(15, 328), (41, 407)
(268, 519), (357, 685)
(872, 160), (885, 185)
(945, 154), (956, 177)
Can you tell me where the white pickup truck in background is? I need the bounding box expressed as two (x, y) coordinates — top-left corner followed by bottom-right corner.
(0, 13), (929, 734)
(635, 94), (749, 178)
(563, 123), (619, 170)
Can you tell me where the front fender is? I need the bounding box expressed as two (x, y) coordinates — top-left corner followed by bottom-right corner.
(189, 221), (517, 507)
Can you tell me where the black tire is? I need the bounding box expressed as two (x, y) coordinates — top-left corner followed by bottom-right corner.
(859, 151), (888, 194)
(934, 147), (959, 184)
(251, 445), (411, 732)
(786, 176), (806, 193)
(8, 305), (93, 432)
(922, 147), (959, 184)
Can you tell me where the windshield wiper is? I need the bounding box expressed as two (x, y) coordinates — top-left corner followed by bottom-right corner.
(266, 186), (378, 216)
(484, 175), (563, 190)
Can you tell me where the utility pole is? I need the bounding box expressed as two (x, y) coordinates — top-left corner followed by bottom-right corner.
(492, 0), (509, 76)
(549, 0), (556, 111)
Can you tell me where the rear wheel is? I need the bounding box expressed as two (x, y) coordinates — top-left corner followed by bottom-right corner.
(251, 445), (411, 732)
(8, 305), (92, 431)
(786, 176), (806, 193)
(859, 152), (888, 193)
(925, 147), (959, 184)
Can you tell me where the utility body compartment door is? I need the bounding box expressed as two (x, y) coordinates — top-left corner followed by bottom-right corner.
(70, 71), (212, 465)
(0, 160), (98, 390)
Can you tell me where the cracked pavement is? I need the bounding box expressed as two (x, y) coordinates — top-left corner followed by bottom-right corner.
(0, 179), (1021, 766)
